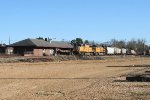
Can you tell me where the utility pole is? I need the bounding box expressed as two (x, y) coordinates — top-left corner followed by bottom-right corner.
(9, 36), (10, 45)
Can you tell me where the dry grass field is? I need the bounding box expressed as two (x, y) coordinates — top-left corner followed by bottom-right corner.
(0, 56), (150, 100)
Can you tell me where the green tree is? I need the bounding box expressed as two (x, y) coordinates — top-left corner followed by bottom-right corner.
(71, 38), (83, 46)
(76, 38), (83, 45)
(84, 40), (89, 44)
(71, 39), (76, 46)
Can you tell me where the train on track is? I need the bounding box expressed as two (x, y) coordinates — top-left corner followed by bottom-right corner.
(73, 44), (138, 55)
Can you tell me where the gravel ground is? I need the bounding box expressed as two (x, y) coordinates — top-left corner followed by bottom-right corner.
(0, 56), (149, 100)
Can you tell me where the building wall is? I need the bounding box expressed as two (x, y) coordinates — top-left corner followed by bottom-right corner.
(25, 49), (51, 56)
(33, 49), (43, 56)
(44, 49), (50, 56)
(5, 47), (14, 55)
(0, 47), (6, 54)
(13, 47), (33, 56)
(50, 49), (54, 55)
(9, 46), (72, 56)
(24, 53), (34, 56)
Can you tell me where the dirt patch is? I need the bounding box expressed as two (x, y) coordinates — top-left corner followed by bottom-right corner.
(0, 57), (150, 99)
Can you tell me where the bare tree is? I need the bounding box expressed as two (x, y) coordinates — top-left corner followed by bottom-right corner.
(136, 39), (146, 55)
(126, 39), (137, 50)
(110, 39), (126, 48)
(126, 39), (147, 55)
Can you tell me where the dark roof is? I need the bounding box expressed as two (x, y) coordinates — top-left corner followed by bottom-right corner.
(10, 39), (73, 49)
(0, 44), (6, 47)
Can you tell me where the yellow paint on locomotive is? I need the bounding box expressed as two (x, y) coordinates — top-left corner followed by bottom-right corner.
(94, 47), (105, 53)
(78, 45), (93, 53)
(74, 44), (105, 54)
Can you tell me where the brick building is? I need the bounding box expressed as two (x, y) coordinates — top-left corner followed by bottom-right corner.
(9, 38), (73, 56)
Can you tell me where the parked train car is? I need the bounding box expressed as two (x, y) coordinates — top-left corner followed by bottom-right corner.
(114, 47), (121, 54)
(121, 48), (127, 54)
(107, 47), (115, 55)
(126, 49), (136, 55)
(131, 50), (136, 55)
(107, 47), (127, 55)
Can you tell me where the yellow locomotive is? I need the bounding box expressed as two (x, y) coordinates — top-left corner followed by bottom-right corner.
(73, 44), (105, 55)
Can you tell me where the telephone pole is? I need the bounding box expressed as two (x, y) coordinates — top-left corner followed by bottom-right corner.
(9, 36), (10, 45)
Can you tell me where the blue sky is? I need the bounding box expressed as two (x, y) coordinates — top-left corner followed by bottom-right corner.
(0, 0), (150, 44)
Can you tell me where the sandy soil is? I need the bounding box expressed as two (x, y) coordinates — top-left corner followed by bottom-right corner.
(0, 56), (150, 100)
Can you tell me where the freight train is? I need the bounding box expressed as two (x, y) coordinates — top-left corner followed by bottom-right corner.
(73, 44), (137, 55)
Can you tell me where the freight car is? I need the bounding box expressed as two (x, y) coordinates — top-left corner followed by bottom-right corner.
(126, 49), (136, 55)
(106, 47), (127, 55)
(106, 47), (115, 55)
(121, 48), (127, 54)
(114, 47), (121, 54)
